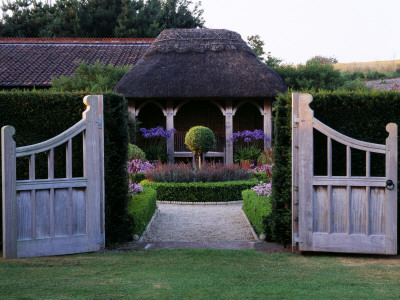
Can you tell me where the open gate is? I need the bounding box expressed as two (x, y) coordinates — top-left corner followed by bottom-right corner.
(2, 95), (104, 258)
(292, 93), (397, 254)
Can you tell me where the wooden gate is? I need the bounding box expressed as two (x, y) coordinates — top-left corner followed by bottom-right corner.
(292, 93), (397, 254)
(2, 95), (104, 258)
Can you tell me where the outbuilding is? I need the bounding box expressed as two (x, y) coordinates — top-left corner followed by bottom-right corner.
(114, 28), (287, 164)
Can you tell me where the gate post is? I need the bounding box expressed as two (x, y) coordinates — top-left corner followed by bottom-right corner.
(297, 94), (314, 251)
(385, 123), (397, 254)
(2, 126), (17, 258)
(292, 93), (300, 252)
(83, 95), (104, 250)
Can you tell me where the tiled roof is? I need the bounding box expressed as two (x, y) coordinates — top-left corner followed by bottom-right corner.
(0, 38), (154, 87)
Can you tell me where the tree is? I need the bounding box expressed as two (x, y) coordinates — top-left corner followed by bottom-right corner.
(50, 60), (131, 92)
(185, 126), (216, 168)
(306, 55), (338, 65)
(0, 0), (204, 38)
(247, 35), (282, 68)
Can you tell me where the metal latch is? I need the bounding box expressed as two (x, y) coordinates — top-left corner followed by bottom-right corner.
(96, 118), (103, 129)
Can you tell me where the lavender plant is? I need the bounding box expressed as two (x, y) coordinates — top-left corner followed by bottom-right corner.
(145, 162), (251, 183)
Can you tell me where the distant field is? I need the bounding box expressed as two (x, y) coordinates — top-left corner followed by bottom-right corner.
(334, 60), (400, 73)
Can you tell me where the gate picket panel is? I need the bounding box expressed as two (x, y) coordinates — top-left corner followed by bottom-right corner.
(292, 93), (397, 254)
(2, 95), (104, 258)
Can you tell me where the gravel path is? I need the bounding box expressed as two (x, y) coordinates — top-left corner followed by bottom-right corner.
(141, 202), (256, 242)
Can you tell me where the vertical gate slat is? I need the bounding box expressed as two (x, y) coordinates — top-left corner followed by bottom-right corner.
(346, 146), (351, 177)
(29, 154), (35, 180)
(66, 139), (72, 179)
(366, 186), (370, 236)
(2, 126), (17, 258)
(366, 151), (370, 178)
(48, 149), (54, 180)
(327, 137), (332, 177)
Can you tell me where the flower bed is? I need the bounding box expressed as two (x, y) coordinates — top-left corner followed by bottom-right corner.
(141, 179), (258, 202)
(127, 187), (157, 236)
(242, 190), (272, 235)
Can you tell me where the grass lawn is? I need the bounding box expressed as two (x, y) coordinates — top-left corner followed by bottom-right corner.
(1, 249), (400, 299)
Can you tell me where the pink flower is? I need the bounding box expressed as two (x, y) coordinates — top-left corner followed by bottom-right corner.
(251, 181), (272, 197)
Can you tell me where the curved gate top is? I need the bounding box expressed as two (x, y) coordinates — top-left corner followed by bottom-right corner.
(292, 93), (397, 254)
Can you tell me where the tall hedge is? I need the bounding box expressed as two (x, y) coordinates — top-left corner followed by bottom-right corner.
(271, 90), (400, 247)
(0, 90), (129, 247)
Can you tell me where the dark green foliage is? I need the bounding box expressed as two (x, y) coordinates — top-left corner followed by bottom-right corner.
(275, 62), (344, 91)
(272, 90), (400, 247)
(0, 90), (129, 246)
(242, 190), (272, 235)
(306, 55), (338, 65)
(253, 172), (269, 183)
(246, 34), (282, 67)
(51, 61), (131, 93)
(141, 179), (258, 202)
(128, 144), (146, 161)
(0, 0), (204, 38)
(185, 126), (216, 155)
(127, 187), (157, 235)
(132, 173), (146, 183)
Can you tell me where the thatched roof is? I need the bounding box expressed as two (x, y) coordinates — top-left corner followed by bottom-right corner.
(114, 29), (287, 98)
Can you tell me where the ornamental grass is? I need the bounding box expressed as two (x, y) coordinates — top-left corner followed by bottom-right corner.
(145, 163), (252, 183)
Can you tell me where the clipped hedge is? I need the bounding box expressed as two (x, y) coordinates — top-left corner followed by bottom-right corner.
(272, 90), (400, 246)
(242, 190), (272, 235)
(127, 187), (157, 236)
(141, 179), (258, 202)
(131, 173), (146, 183)
(0, 90), (129, 246)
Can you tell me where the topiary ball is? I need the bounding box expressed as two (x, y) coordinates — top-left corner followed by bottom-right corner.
(184, 126), (216, 155)
(128, 143), (147, 161)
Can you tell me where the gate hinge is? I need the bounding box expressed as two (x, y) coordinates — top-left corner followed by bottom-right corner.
(98, 234), (104, 247)
(96, 118), (103, 129)
(293, 233), (301, 245)
(293, 115), (299, 128)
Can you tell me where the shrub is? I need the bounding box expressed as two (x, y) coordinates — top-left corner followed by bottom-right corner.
(127, 187), (157, 236)
(242, 190), (272, 235)
(128, 144), (146, 161)
(0, 90), (129, 246)
(145, 163), (252, 183)
(185, 126), (216, 167)
(275, 62), (344, 90)
(51, 60), (130, 93)
(141, 179), (258, 202)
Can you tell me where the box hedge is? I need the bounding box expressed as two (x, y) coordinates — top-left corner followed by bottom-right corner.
(127, 187), (157, 236)
(272, 90), (400, 247)
(141, 179), (258, 202)
(0, 90), (129, 246)
(242, 189), (272, 235)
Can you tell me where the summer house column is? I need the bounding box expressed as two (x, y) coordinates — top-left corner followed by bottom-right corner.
(166, 100), (175, 163)
(225, 99), (233, 164)
(263, 99), (272, 149)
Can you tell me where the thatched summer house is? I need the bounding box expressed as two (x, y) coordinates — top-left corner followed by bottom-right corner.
(114, 28), (287, 164)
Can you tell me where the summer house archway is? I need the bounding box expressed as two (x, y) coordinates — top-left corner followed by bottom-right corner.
(114, 28), (287, 164)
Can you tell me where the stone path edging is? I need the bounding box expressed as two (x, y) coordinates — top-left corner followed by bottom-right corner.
(138, 205), (160, 242)
(240, 208), (260, 241)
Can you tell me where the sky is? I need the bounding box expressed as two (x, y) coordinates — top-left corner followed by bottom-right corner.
(200, 0), (400, 65)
